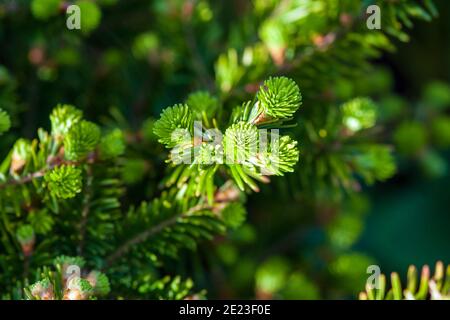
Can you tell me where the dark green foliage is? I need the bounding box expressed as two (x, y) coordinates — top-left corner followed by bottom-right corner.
(394, 121), (427, 156)
(431, 117), (450, 148)
(153, 77), (302, 202)
(0, 109), (11, 134)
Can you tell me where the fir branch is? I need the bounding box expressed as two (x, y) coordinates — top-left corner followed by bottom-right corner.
(104, 203), (211, 267)
(0, 0), (444, 300)
(277, 12), (365, 75)
(0, 159), (82, 190)
(0, 169), (47, 189)
(77, 165), (94, 257)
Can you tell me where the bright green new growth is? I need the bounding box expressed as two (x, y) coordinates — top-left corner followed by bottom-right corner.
(16, 225), (35, 244)
(259, 135), (299, 176)
(431, 116), (450, 148)
(153, 77), (301, 193)
(195, 143), (224, 166)
(28, 278), (54, 300)
(54, 255), (86, 269)
(87, 271), (111, 296)
(153, 104), (193, 148)
(50, 104), (83, 138)
(64, 120), (101, 160)
(257, 76), (302, 119)
(186, 91), (218, 118)
(68, 277), (93, 295)
(31, 278), (51, 291)
(0, 108), (11, 134)
(223, 122), (259, 164)
(342, 98), (377, 132)
(44, 165), (82, 199)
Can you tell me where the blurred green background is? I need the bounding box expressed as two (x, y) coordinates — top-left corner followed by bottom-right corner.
(359, 1), (450, 272)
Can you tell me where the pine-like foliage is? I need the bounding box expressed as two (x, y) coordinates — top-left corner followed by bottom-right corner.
(0, 0), (448, 300)
(153, 76), (301, 197)
(0, 95), (297, 298)
(360, 262), (450, 300)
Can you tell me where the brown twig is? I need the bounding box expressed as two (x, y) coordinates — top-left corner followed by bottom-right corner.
(0, 159), (83, 190)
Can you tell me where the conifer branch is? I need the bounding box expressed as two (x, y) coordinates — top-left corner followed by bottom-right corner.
(104, 203), (211, 267)
(0, 0), (443, 301)
(0, 169), (47, 189)
(77, 165), (94, 257)
(0, 158), (89, 190)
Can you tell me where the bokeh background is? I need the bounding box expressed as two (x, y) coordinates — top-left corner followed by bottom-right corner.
(359, 1), (450, 275)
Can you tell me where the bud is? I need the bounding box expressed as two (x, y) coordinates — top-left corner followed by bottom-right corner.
(86, 271), (111, 296)
(10, 139), (30, 175)
(16, 225), (35, 257)
(64, 277), (93, 300)
(339, 13), (353, 28)
(28, 46), (46, 66)
(53, 255), (85, 283)
(30, 279), (54, 300)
